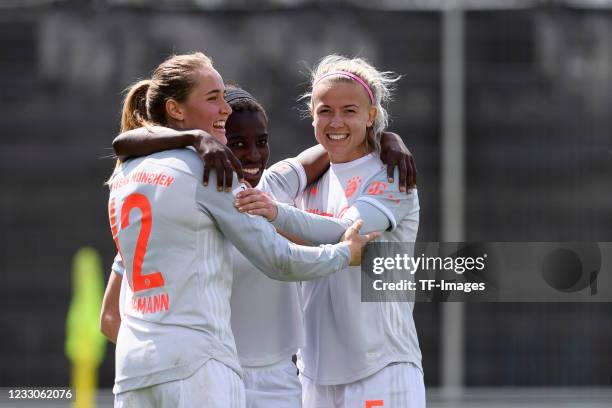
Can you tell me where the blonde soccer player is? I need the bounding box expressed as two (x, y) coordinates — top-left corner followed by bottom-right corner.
(235, 55), (425, 407)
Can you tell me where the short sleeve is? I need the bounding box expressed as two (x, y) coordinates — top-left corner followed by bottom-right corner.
(112, 252), (125, 276)
(257, 158), (307, 204)
(356, 168), (420, 231)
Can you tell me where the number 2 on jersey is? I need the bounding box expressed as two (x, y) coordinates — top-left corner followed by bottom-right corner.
(109, 194), (165, 292)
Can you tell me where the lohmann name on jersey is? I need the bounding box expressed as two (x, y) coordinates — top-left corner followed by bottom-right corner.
(131, 292), (170, 315)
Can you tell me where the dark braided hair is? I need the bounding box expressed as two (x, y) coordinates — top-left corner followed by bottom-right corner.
(224, 84), (269, 124)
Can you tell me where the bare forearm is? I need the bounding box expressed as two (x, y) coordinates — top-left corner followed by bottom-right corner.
(380, 131), (402, 147)
(296, 144), (329, 185)
(112, 127), (199, 161)
(379, 130), (417, 191)
(100, 314), (120, 343)
(100, 271), (122, 343)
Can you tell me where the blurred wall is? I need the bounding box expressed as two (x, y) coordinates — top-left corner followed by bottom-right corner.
(0, 3), (610, 388)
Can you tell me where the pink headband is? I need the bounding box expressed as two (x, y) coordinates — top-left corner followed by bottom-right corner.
(313, 71), (375, 105)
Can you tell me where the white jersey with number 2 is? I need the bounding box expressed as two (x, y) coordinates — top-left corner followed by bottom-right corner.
(107, 148), (350, 394)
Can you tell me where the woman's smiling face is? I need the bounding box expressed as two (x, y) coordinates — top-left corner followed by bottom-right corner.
(311, 79), (376, 163)
(178, 67), (232, 144)
(225, 110), (270, 187)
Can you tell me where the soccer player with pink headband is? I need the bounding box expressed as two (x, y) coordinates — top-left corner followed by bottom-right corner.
(235, 55), (425, 407)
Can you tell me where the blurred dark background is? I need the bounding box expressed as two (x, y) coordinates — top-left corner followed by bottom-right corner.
(0, 0), (610, 391)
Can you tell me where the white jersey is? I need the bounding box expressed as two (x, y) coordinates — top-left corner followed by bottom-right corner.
(108, 147), (350, 394)
(290, 153), (422, 385)
(230, 161), (306, 367)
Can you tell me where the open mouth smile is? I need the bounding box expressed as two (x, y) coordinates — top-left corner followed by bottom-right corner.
(327, 133), (349, 141)
(243, 167), (261, 175)
(213, 120), (226, 131)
